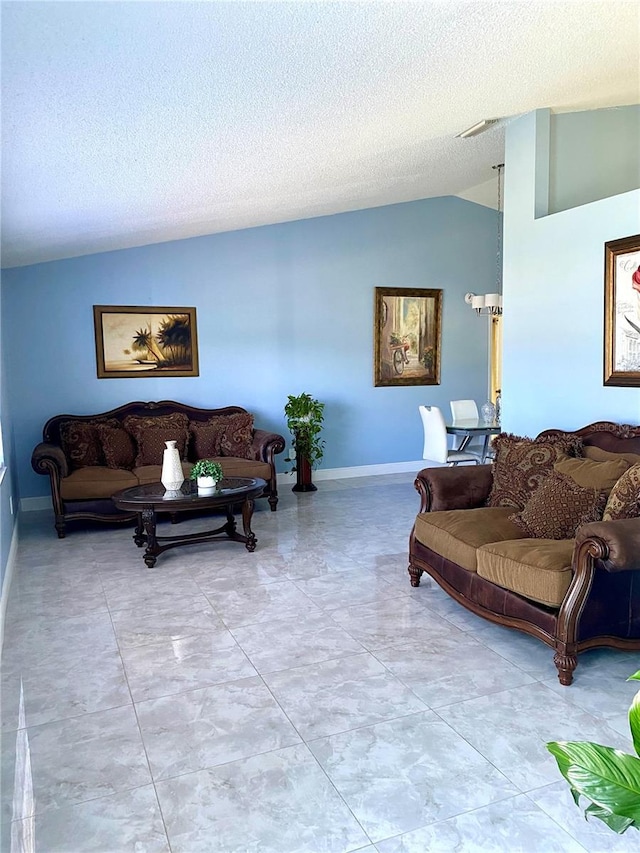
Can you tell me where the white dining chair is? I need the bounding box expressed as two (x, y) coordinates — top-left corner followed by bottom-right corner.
(450, 399), (479, 421)
(450, 399), (496, 461)
(419, 405), (480, 465)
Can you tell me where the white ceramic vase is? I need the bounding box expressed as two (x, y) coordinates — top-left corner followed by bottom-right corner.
(197, 476), (218, 495)
(161, 440), (184, 492)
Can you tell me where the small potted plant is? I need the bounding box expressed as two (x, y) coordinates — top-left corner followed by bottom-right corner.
(284, 392), (325, 492)
(190, 459), (223, 494)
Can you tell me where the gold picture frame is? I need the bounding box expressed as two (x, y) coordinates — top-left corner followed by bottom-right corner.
(374, 287), (442, 387)
(604, 234), (640, 387)
(93, 305), (199, 379)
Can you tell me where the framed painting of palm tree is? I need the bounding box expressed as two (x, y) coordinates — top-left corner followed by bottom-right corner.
(93, 305), (199, 378)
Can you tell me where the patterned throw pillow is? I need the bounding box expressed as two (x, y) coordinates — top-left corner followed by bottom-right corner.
(510, 471), (607, 540)
(96, 424), (136, 470)
(487, 433), (583, 510)
(603, 464), (640, 521)
(123, 413), (190, 466)
(135, 429), (189, 467)
(59, 418), (120, 469)
(189, 420), (227, 458)
(219, 412), (254, 458)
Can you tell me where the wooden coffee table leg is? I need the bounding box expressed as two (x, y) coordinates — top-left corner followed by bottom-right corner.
(141, 507), (159, 568)
(242, 498), (257, 552)
(133, 513), (145, 547)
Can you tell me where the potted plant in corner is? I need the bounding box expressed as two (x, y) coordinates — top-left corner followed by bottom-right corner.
(190, 459), (224, 495)
(284, 392), (325, 492)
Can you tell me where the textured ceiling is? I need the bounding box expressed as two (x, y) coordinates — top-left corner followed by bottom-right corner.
(1, 1), (639, 268)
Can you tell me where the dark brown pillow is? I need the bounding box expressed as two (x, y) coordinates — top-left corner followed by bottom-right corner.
(219, 412), (254, 458)
(59, 418), (120, 469)
(190, 420), (227, 459)
(510, 471), (607, 540)
(123, 413), (190, 466)
(96, 424), (136, 470)
(135, 429), (189, 467)
(487, 433), (583, 510)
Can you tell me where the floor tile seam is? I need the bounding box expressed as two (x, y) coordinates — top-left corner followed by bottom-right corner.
(249, 648), (375, 679)
(127, 652), (260, 704)
(365, 788), (563, 849)
(0, 695), (137, 734)
(456, 623), (556, 678)
(429, 706), (524, 793)
(105, 590), (224, 618)
(301, 708), (437, 747)
(520, 788), (592, 851)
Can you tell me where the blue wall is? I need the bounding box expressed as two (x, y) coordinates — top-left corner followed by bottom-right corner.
(502, 109), (640, 437)
(549, 106), (640, 214)
(0, 272), (18, 600)
(3, 195), (497, 502)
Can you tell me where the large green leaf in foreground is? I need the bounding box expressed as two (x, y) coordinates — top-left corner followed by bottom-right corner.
(547, 670), (640, 834)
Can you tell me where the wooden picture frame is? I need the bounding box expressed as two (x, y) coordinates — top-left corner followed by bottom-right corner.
(604, 234), (640, 387)
(93, 305), (199, 379)
(374, 287), (442, 387)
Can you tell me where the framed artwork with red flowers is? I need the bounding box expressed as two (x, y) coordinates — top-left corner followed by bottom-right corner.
(604, 234), (640, 387)
(373, 287), (442, 387)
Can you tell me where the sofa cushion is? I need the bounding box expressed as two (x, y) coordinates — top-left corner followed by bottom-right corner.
(477, 538), (575, 608)
(123, 413), (190, 465)
(219, 412), (254, 458)
(603, 464), (640, 521)
(413, 507), (526, 572)
(510, 471), (607, 540)
(96, 424), (136, 470)
(205, 457), (271, 482)
(553, 455), (630, 491)
(584, 445), (640, 467)
(60, 466), (138, 500)
(135, 429), (189, 466)
(59, 418), (119, 469)
(190, 421), (226, 458)
(487, 433), (582, 510)
(134, 462), (193, 486)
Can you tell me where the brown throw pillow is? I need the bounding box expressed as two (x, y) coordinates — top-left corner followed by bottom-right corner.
(583, 445), (640, 467)
(603, 464), (640, 521)
(59, 418), (121, 469)
(510, 471), (607, 540)
(96, 424), (136, 470)
(123, 413), (190, 466)
(553, 455), (630, 492)
(219, 412), (254, 458)
(135, 429), (189, 467)
(190, 420), (227, 458)
(487, 433), (583, 510)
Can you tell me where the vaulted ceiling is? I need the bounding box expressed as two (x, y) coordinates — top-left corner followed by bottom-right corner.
(1, 1), (638, 268)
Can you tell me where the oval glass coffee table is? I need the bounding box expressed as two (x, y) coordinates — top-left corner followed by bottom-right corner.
(112, 477), (267, 567)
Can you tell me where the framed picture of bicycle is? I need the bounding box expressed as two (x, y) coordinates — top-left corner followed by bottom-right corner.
(374, 287), (442, 387)
(603, 234), (640, 387)
(93, 305), (199, 378)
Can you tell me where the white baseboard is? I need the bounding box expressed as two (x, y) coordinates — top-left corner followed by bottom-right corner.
(277, 460), (430, 485)
(20, 496), (51, 512)
(0, 519), (19, 654)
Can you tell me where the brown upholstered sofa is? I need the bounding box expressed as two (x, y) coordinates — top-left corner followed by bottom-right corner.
(408, 422), (640, 685)
(31, 400), (285, 538)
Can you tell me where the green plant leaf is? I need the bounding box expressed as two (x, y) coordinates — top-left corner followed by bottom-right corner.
(584, 803), (636, 834)
(628, 676), (640, 758)
(547, 741), (640, 825)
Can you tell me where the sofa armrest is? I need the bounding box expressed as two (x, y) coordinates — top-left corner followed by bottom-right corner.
(414, 464), (493, 513)
(250, 429), (286, 463)
(31, 442), (69, 479)
(575, 517), (640, 572)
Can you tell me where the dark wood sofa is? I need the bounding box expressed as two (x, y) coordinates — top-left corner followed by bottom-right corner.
(408, 422), (640, 685)
(31, 400), (285, 538)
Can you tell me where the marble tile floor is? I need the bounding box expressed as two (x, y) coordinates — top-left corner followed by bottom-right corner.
(1, 473), (639, 852)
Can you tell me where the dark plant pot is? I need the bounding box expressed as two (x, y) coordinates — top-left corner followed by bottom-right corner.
(292, 454), (317, 492)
